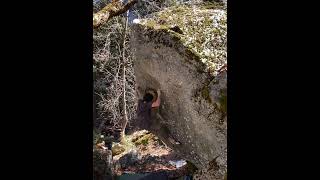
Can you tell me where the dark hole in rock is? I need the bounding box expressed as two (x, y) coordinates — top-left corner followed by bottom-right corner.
(143, 93), (154, 103)
(144, 88), (158, 102)
(169, 26), (184, 34)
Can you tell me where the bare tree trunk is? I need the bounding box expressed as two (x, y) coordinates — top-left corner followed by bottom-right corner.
(120, 10), (129, 140)
(93, 0), (137, 28)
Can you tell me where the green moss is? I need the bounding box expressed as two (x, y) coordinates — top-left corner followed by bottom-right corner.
(141, 139), (149, 146)
(171, 6), (187, 13)
(201, 1), (225, 10)
(218, 89), (227, 114)
(143, 20), (157, 28)
(185, 48), (201, 63)
(133, 133), (153, 146)
(201, 86), (212, 104)
(143, 19), (171, 30)
(138, 4), (227, 75)
(111, 144), (126, 156)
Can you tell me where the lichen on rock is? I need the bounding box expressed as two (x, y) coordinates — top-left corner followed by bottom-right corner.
(135, 2), (227, 76)
(130, 2), (227, 179)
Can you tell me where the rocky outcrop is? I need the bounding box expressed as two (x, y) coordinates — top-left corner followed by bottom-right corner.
(118, 149), (142, 168)
(93, 148), (113, 180)
(131, 2), (227, 179)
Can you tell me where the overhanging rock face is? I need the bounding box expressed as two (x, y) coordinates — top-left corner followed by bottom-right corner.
(131, 3), (227, 178)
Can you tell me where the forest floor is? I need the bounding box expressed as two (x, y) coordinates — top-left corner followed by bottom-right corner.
(112, 130), (192, 179)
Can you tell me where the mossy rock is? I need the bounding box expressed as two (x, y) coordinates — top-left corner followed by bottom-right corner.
(112, 143), (126, 156)
(93, 149), (113, 180)
(202, 1), (225, 9)
(133, 133), (153, 146)
(218, 89), (227, 114)
(201, 86), (212, 104)
(131, 2), (227, 171)
(135, 3), (227, 77)
(141, 139), (149, 146)
(131, 135), (146, 143)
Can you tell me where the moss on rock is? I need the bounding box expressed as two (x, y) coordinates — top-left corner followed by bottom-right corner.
(201, 86), (212, 104)
(112, 143), (126, 156)
(134, 3), (227, 77)
(133, 133), (153, 146)
(218, 89), (227, 114)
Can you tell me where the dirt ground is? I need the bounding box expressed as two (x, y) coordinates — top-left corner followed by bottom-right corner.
(112, 130), (192, 178)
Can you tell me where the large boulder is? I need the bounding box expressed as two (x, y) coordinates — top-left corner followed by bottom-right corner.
(130, 2), (227, 179)
(93, 148), (113, 180)
(118, 149), (142, 168)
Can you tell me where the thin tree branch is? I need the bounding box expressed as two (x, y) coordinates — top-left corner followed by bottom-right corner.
(121, 9), (129, 139)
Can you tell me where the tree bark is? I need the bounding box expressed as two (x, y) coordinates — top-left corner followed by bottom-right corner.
(93, 0), (137, 28)
(120, 9), (129, 140)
